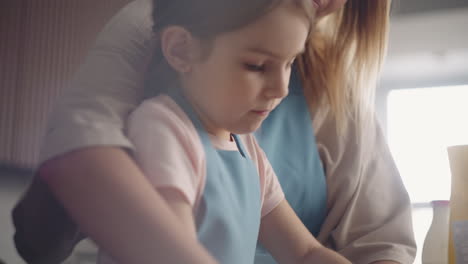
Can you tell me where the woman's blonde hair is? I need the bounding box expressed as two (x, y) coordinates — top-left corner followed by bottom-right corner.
(297, 0), (391, 135)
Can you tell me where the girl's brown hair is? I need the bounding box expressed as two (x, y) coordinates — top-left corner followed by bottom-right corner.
(146, 0), (314, 97)
(297, 0), (391, 135)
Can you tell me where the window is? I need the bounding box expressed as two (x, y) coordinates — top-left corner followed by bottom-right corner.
(387, 85), (468, 263)
(387, 85), (468, 203)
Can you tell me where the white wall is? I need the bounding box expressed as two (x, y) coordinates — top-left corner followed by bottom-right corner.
(377, 8), (468, 131)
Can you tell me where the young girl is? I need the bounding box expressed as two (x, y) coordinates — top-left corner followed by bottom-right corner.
(94, 0), (351, 263)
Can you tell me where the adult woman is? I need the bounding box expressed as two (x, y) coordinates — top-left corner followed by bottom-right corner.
(13, 0), (416, 263)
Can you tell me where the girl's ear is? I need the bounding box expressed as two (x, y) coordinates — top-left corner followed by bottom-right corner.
(160, 26), (198, 73)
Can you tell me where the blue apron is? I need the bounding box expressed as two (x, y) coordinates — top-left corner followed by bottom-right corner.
(170, 92), (262, 264)
(254, 68), (327, 263)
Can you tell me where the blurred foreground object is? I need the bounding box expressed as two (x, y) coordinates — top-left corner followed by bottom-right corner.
(447, 145), (468, 264)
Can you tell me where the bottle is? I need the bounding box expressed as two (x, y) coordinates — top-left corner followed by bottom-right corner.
(422, 200), (450, 264)
(447, 145), (468, 264)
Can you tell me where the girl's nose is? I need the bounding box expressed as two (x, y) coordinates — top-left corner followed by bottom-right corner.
(265, 70), (289, 99)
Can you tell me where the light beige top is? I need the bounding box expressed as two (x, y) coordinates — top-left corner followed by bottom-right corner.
(40, 1), (416, 263)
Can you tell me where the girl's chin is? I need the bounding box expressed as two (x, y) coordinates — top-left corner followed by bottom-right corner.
(229, 122), (263, 135)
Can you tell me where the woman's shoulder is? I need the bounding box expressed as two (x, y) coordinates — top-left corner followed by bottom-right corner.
(99, 0), (153, 39)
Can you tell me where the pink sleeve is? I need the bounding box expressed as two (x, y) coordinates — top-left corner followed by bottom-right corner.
(242, 135), (285, 217)
(257, 147), (285, 217)
(126, 96), (205, 207)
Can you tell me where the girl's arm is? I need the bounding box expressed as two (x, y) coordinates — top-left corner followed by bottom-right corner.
(247, 134), (349, 263)
(258, 199), (351, 264)
(157, 188), (197, 237)
(41, 147), (216, 264)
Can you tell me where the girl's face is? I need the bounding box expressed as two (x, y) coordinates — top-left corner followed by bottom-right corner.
(313, 0), (348, 17)
(182, 2), (310, 140)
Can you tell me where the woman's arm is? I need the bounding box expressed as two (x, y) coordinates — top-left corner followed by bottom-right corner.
(313, 109), (417, 264)
(41, 147), (216, 264)
(258, 200), (351, 264)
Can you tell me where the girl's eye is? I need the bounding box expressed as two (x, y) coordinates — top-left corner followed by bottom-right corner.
(244, 63), (266, 72)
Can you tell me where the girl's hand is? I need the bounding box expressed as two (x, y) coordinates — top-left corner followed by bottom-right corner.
(258, 199), (351, 264)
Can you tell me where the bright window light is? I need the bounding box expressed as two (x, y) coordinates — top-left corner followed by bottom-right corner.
(387, 85), (468, 204)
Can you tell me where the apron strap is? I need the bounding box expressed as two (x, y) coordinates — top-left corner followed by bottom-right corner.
(169, 89), (249, 158)
(231, 134), (247, 158)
